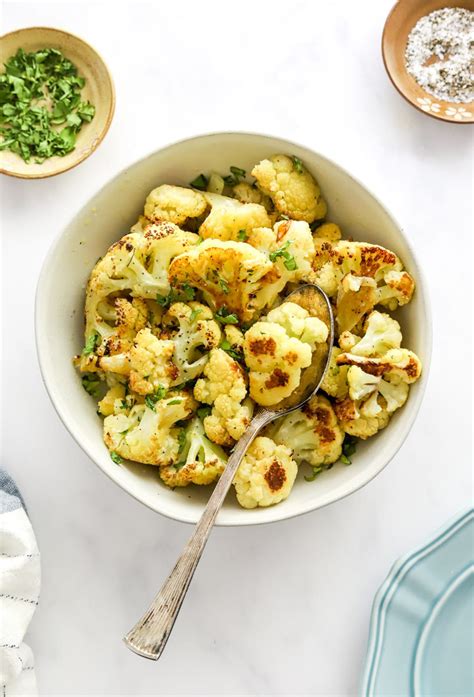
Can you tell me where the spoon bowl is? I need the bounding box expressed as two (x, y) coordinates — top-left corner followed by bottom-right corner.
(124, 284), (334, 660)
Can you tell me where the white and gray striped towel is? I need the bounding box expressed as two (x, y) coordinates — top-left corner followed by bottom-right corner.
(0, 470), (39, 696)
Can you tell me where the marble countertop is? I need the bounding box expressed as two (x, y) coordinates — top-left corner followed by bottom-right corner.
(2, 1), (472, 695)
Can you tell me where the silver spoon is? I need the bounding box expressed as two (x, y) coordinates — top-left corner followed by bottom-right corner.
(123, 283), (334, 660)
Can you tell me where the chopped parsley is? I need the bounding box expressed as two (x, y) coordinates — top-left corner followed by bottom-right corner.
(145, 385), (167, 410)
(218, 277), (230, 294)
(167, 398), (182, 405)
(82, 331), (100, 356)
(189, 173), (208, 190)
(81, 373), (100, 397)
(340, 436), (357, 465)
(0, 48), (95, 163)
(269, 240), (298, 271)
(197, 405), (212, 420)
(292, 155), (304, 174)
(177, 428), (187, 454)
(223, 165), (246, 186)
(304, 465), (324, 482)
(157, 284), (196, 308)
(214, 306), (239, 325)
(220, 338), (243, 362)
(237, 229), (248, 241)
(189, 307), (202, 323)
(110, 451), (122, 465)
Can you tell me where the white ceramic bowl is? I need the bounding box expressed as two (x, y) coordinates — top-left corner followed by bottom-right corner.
(35, 132), (432, 526)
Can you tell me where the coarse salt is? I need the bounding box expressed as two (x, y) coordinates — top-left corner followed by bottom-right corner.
(405, 7), (474, 104)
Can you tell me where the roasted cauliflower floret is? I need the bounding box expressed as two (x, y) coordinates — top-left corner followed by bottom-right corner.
(233, 437), (297, 508)
(336, 274), (377, 334)
(320, 347), (349, 400)
(271, 219), (316, 281)
(199, 192), (271, 242)
(243, 321), (312, 406)
(144, 184), (207, 226)
(267, 394), (344, 468)
(168, 239), (276, 322)
(265, 302), (328, 350)
(159, 417), (228, 487)
(348, 311), (402, 357)
(161, 302), (221, 384)
(312, 222), (342, 242)
(103, 391), (196, 465)
(334, 397), (390, 439)
(194, 348), (250, 445)
(232, 181), (273, 211)
(128, 328), (177, 394)
(375, 270), (416, 311)
(252, 154), (327, 223)
(337, 348), (422, 384)
(97, 384), (126, 417)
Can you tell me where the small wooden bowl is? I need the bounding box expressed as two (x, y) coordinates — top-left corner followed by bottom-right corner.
(382, 0), (474, 124)
(0, 27), (115, 178)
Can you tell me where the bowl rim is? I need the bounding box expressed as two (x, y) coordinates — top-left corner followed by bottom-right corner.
(35, 130), (433, 526)
(381, 0), (474, 125)
(0, 25), (116, 179)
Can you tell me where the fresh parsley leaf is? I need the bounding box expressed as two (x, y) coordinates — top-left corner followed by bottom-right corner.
(230, 165), (246, 178)
(304, 466), (324, 482)
(181, 283), (196, 301)
(82, 331), (100, 356)
(197, 406), (212, 420)
(269, 240), (298, 271)
(168, 398), (182, 405)
(218, 277), (230, 294)
(189, 308), (202, 323)
(237, 229), (248, 241)
(81, 373), (100, 397)
(145, 385), (167, 410)
(177, 428), (187, 454)
(110, 451), (122, 465)
(340, 435), (357, 465)
(292, 155), (304, 174)
(189, 173), (208, 190)
(156, 284), (196, 308)
(214, 306), (239, 325)
(220, 339), (243, 362)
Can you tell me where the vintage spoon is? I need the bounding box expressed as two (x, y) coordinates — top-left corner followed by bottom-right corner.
(124, 283), (334, 660)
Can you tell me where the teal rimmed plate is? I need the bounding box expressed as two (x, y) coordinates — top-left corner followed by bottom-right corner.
(361, 509), (474, 696)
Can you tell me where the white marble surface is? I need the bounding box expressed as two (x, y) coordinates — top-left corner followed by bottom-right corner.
(1, 1), (472, 695)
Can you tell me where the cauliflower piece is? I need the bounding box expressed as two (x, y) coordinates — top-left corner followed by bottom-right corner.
(194, 348), (250, 445)
(265, 302), (328, 350)
(144, 184), (207, 226)
(243, 321), (312, 406)
(232, 181), (273, 211)
(161, 302), (221, 384)
(128, 328), (178, 394)
(223, 325), (245, 352)
(271, 219), (316, 281)
(347, 366), (382, 401)
(199, 192), (271, 241)
(320, 347), (349, 400)
(348, 311), (402, 357)
(312, 222), (342, 242)
(233, 437), (297, 508)
(337, 348), (422, 384)
(97, 384), (126, 416)
(311, 241), (415, 308)
(243, 226), (277, 252)
(336, 274), (377, 334)
(375, 270), (416, 311)
(339, 331), (360, 352)
(252, 154), (327, 223)
(334, 397), (390, 439)
(103, 391), (196, 465)
(159, 417), (228, 487)
(168, 239), (277, 322)
(266, 394), (344, 468)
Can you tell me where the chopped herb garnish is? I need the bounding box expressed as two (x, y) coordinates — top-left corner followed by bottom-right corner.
(168, 398), (182, 405)
(119, 399), (129, 410)
(223, 165), (246, 186)
(189, 307), (202, 323)
(214, 306), (239, 325)
(218, 277), (230, 294)
(220, 339), (243, 362)
(145, 385), (167, 410)
(0, 48), (95, 163)
(177, 428), (187, 454)
(81, 373), (100, 397)
(157, 284), (196, 308)
(189, 173), (208, 190)
(82, 331), (100, 356)
(110, 451), (122, 465)
(197, 406), (212, 420)
(340, 435), (357, 465)
(269, 240), (298, 271)
(304, 465), (324, 482)
(237, 229), (248, 241)
(292, 155), (304, 174)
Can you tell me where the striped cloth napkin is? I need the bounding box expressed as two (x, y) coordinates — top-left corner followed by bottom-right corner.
(0, 469), (39, 696)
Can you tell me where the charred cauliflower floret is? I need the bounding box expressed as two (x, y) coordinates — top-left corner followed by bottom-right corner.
(271, 219), (316, 281)
(252, 154), (327, 223)
(194, 348), (251, 445)
(336, 348), (422, 384)
(347, 311), (402, 357)
(103, 391), (196, 465)
(159, 417), (228, 487)
(232, 181), (273, 211)
(144, 184), (207, 226)
(320, 347), (349, 400)
(233, 436), (297, 509)
(168, 239), (277, 322)
(336, 274), (377, 334)
(128, 328), (177, 394)
(312, 222), (342, 242)
(161, 302), (221, 384)
(199, 192), (271, 242)
(375, 270), (416, 311)
(267, 394), (344, 469)
(334, 397), (390, 439)
(265, 302), (328, 350)
(243, 321), (312, 407)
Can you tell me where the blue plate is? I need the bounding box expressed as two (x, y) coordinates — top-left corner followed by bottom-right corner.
(361, 509), (474, 697)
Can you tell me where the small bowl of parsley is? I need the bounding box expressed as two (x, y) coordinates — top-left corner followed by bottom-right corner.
(0, 26), (115, 178)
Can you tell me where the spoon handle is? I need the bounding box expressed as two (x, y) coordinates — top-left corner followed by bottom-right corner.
(123, 409), (271, 660)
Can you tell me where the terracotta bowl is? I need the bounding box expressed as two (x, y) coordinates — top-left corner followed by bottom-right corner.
(382, 0), (474, 124)
(0, 27), (115, 178)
